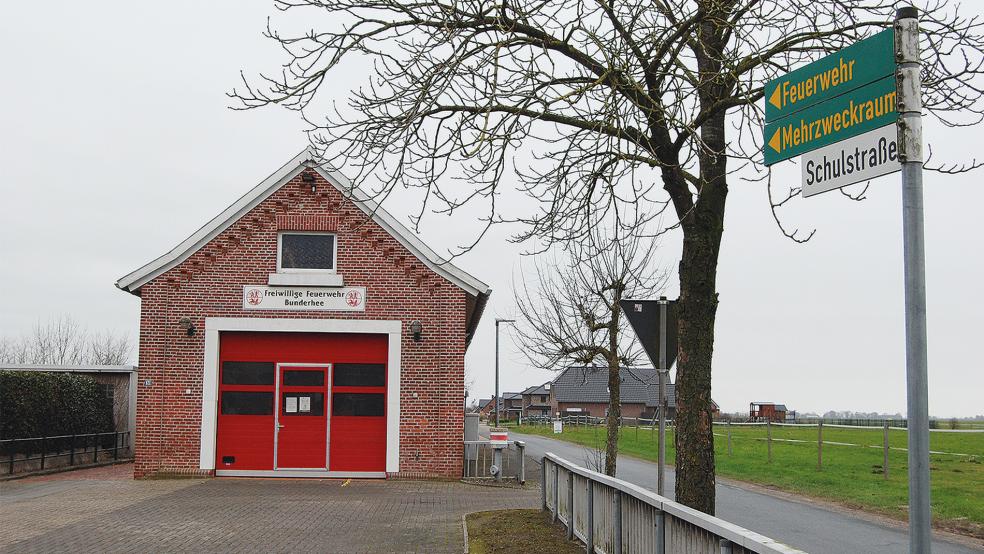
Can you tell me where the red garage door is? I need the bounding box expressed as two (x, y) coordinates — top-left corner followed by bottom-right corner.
(215, 332), (388, 475)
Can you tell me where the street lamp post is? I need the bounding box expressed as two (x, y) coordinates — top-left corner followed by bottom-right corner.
(494, 318), (516, 428)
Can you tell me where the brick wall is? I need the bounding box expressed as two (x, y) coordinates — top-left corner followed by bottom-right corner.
(132, 170), (469, 478)
(554, 402), (653, 419)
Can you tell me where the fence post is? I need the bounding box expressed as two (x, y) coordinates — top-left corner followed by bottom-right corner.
(727, 421), (732, 456)
(93, 434), (98, 463)
(720, 538), (733, 554)
(883, 421), (890, 480)
(8, 442), (14, 474)
(567, 470), (574, 540)
(817, 421), (823, 471)
(586, 481), (594, 554)
(613, 490), (622, 554)
(69, 435), (75, 465)
(767, 420), (772, 464)
(40, 436), (46, 470)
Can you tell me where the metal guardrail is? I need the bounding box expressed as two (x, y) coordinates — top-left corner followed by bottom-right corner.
(542, 453), (806, 554)
(1, 431), (131, 475)
(463, 440), (526, 483)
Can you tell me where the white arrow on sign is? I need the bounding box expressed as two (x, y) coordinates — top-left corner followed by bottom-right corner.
(801, 124), (901, 198)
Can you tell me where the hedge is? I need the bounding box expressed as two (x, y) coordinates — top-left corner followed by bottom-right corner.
(0, 371), (115, 453)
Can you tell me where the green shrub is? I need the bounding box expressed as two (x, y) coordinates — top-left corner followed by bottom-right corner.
(0, 371), (114, 453)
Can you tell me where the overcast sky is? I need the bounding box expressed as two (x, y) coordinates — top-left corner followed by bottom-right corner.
(1, 2), (981, 417)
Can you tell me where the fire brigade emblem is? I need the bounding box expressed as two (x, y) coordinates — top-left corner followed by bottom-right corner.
(346, 290), (362, 307)
(246, 288), (263, 306)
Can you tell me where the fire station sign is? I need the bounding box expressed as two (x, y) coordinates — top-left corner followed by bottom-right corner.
(242, 285), (366, 312)
(763, 29), (897, 166)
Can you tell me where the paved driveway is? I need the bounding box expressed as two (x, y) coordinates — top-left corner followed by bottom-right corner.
(0, 464), (538, 553)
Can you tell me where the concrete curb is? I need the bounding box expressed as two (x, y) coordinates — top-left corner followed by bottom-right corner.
(461, 514), (469, 554)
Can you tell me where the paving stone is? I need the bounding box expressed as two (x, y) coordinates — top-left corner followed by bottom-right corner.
(0, 464), (539, 553)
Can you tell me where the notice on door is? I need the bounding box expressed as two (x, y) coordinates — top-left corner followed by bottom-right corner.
(285, 397), (298, 413)
(242, 285), (366, 312)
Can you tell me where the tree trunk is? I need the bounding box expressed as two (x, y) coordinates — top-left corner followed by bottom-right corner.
(605, 296), (623, 477)
(671, 4), (731, 517)
(605, 353), (621, 476)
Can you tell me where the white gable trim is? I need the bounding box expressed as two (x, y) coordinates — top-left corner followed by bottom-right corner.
(115, 148), (491, 298)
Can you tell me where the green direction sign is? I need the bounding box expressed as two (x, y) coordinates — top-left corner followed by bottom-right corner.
(764, 75), (897, 165)
(764, 29), (896, 123)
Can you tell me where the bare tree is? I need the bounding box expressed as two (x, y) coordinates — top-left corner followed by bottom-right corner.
(0, 316), (133, 366)
(232, 0), (984, 513)
(513, 226), (668, 476)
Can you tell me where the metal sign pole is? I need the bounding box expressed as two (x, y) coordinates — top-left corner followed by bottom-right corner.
(495, 320), (500, 428)
(896, 7), (931, 553)
(658, 297), (667, 497)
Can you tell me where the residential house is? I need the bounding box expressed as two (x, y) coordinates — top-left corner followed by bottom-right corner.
(521, 383), (551, 417)
(548, 366), (719, 420)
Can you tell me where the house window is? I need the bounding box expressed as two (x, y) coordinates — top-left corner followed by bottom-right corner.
(277, 232), (336, 272)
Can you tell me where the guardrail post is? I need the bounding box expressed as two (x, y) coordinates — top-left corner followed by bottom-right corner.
(719, 538), (733, 554)
(586, 481), (594, 554)
(541, 458), (548, 510)
(553, 463), (560, 523)
(567, 470), (574, 540)
(613, 490), (622, 554)
(655, 510), (665, 554)
(517, 441), (526, 484)
(40, 436), (46, 470)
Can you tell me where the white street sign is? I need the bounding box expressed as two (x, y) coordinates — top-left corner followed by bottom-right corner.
(801, 124), (901, 197)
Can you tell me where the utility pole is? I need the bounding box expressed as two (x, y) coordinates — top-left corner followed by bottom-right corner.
(896, 7), (931, 553)
(494, 318), (516, 428)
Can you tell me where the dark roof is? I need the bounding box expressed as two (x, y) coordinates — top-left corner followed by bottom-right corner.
(774, 404), (788, 411)
(478, 398), (493, 409)
(502, 392), (523, 400)
(521, 383), (550, 396)
(551, 366), (677, 408)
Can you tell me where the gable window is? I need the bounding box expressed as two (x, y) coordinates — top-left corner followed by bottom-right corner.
(277, 232), (336, 272)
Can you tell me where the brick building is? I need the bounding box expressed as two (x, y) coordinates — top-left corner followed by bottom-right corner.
(116, 149), (490, 479)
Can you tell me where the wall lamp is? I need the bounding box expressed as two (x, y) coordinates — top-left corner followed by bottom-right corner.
(301, 172), (317, 193)
(178, 317), (197, 337)
(409, 320), (423, 342)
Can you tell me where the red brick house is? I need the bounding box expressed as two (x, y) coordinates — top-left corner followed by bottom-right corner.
(116, 149), (490, 479)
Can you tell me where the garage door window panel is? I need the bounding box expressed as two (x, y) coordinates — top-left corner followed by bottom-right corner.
(333, 363), (385, 387)
(332, 393), (385, 417)
(222, 361), (275, 386)
(221, 391), (274, 415)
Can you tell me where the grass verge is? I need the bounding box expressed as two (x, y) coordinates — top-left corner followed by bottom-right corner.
(509, 422), (984, 538)
(466, 509), (583, 554)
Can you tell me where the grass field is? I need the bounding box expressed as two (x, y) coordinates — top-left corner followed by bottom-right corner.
(508, 422), (984, 537)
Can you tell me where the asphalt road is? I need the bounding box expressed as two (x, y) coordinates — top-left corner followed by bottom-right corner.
(509, 429), (982, 554)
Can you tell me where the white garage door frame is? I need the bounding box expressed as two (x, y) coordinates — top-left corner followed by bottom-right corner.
(199, 317), (402, 475)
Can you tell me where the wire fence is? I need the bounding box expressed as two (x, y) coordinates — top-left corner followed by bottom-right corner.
(514, 416), (984, 474)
